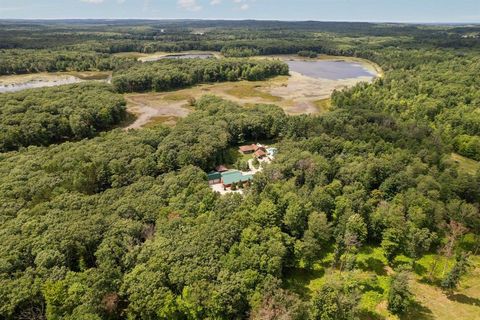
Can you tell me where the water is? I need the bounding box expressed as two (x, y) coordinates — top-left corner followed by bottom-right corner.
(0, 77), (83, 93)
(286, 60), (376, 80)
(143, 53), (214, 62)
(0, 74), (111, 94)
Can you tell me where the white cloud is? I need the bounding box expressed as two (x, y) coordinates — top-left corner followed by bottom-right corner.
(178, 0), (202, 11)
(232, 0), (254, 11)
(80, 0), (105, 4)
(210, 0), (222, 5)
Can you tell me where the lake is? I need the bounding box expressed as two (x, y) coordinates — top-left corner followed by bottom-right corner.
(142, 53), (214, 62)
(286, 60), (377, 80)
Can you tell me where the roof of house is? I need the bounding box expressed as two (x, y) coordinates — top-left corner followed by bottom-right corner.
(254, 149), (267, 158)
(221, 170), (253, 185)
(207, 172), (222, 181)
(239, 145), (256, 152)
(215, 165), (229, 172)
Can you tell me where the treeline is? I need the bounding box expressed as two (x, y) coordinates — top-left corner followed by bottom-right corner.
(221, 47), (260, 57)
(298, 50), (318, 58)
(0, 49), (136, 75)
(112, 58), (289, 93)
(0, 83), (127, 151)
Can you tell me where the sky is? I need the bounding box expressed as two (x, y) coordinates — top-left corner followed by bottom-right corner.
(0, 0), (479, 23)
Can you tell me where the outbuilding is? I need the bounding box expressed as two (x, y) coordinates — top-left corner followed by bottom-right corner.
(221, 170), (253, 188)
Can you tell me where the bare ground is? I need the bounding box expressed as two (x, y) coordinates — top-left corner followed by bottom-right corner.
(118, 54), (381, 128)
(124, 93), (192, 130)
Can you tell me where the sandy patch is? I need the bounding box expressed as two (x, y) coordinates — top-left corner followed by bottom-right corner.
(124, 93), (192, 130)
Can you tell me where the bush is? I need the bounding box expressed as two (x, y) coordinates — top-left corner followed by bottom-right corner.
(298, 50), (318, 58)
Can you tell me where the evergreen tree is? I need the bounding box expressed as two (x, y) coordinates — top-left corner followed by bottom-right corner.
(441, 253), (471, 293)
(387, 271), (412, 315)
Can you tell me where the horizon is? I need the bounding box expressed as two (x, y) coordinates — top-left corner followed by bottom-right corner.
(1, 0), (479, 23)
(1, 18), (479, 26)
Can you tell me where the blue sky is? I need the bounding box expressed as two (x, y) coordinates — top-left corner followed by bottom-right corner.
(0, 0), (479, 22)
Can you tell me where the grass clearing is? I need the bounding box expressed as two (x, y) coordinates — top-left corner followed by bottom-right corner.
(283, 245), (480, 320)
(225, 82), (282, 102)
(451, 153), (480, 175)
(313, 98), (332, 113)
(162, 92), (194, 101)
(143, 115), (179, 128)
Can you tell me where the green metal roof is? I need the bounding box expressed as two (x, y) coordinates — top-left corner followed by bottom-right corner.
(207, 172), (222, 181)
(221, 170), (253, 185)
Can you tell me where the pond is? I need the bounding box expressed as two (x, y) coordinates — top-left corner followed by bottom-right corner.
(0, 73), (111, 94)
(0, 77), (83, 94)
(286, 60), (377, 80)
(142, 53), (214, 62)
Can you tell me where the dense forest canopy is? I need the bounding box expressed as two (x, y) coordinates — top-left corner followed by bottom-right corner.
(0, 83), (127, 151)
(0, 49), (135, 75)
(112, 58), (289, 93)
(0, 20), (479, 320)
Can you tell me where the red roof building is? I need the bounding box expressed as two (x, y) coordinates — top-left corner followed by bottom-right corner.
(239, 144), (257, 154)
(239, 144), (267, 155)
(254, 149), (267, 158)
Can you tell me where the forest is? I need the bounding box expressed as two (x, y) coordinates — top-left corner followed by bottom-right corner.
(0, 20), (479, 320)
(112, 58), (289, 93)
(0, 83), (127, 152)
(0, 49), (135, 75)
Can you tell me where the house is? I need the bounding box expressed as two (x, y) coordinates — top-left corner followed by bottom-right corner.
(208, 172), (222, 185)
(254, 149), (267, 159)
(239, 144), (267, 155)
(221, 170), (253, 188)
(239, 144), (257, 154)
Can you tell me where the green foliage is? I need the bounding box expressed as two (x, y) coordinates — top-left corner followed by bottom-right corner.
(0, 83), (127, 151)
(296, 212), (331, 266)
(221, 47), (260, 57)
(1, 20), (480, 320)
(441, 253), (471, 292)
(387, 271), (412, 315)
(310, 278), (361, 320)
(455, 134), (480, 161)
(112, 58), (289, 93)
(0, 49), (135, 75)
(298, 50), (318, 58)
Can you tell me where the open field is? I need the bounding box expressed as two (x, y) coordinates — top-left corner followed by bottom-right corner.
(284, 247), (480, 320)
(124, 93), (192, 129)
(451, 153), (480, 175)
